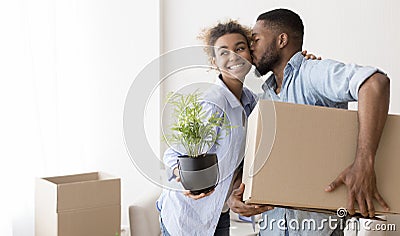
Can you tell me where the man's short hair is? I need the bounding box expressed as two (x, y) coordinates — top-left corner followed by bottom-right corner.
(257, 9), (304, 47)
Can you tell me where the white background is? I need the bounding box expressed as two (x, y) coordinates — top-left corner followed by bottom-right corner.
(1, 0), (399, 235)
(0, 0), (160, 235)
(161, 0), (400, 113)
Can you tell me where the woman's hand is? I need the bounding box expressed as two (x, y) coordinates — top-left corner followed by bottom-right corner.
(173, 167), (181, 182)
(174, 167), (215, 200)
(184, 189), (215, 200)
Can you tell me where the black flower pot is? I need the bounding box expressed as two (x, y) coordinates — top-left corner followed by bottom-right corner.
(177, 153), (219, 195)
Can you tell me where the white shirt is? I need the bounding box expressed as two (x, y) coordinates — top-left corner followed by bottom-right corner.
(157, 77), (257, 236)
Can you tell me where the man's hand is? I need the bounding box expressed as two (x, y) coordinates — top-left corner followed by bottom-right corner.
(325, 157), (389, 218)
(302, 50), (322, 60)
(173, 167), (214, 200)
(227, 183), (273, 217)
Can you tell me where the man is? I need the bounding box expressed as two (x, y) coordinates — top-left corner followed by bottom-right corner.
(227, 9), (390, 235)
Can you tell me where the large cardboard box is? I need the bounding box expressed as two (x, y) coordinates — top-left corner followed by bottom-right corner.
(243, 100), (400, 214)
(35, 172), (121, 236)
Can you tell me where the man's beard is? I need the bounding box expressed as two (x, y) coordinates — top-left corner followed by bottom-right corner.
(254, 44), (280, 77)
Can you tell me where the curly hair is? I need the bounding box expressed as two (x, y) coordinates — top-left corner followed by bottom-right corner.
(198, 19), (252, 64)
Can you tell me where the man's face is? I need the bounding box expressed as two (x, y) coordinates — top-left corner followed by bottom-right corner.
(251, 20), (280, 77)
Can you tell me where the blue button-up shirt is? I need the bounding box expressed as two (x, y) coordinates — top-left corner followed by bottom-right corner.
(259, 51), (380, 236)
(157, 77), (257, 236)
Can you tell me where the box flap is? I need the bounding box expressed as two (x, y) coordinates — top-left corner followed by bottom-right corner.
(35, 178), (58, 236)
(44, 172), (99, 185)
(243, 103), (258, 201)
(243, 101), (276, 201)
(42, 172), (120, 212)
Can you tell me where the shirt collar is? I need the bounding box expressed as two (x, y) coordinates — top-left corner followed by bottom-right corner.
(216, 74), (252, 109)
(263, 73), (276, 92)
(262, 51), (304, 93)
(287, 51), (304, 71)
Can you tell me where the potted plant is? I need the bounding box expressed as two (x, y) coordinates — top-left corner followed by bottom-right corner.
(164, 92), (231, 195)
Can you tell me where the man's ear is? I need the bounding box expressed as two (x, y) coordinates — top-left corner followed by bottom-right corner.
(278, 33), (288, 48)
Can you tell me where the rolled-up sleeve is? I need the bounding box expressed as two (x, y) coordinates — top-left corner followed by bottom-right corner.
(306, 59), (381, 102)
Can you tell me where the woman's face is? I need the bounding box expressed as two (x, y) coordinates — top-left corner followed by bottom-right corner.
(212, 33), (252, 83)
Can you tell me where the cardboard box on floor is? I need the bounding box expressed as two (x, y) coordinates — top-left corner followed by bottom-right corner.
(35, 172), (121, 236)
(243, 100), (400, 214)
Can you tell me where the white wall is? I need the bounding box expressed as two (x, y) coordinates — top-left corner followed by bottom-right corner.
(0, 0), (160, 235)
(161, 0), (399, 114)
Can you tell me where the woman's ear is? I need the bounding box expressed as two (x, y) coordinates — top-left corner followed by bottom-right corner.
(211, 57), (218, 70)
(278, 33), (288, 48)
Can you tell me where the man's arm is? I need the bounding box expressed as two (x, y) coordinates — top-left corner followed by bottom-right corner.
(325, 72), (390, 218)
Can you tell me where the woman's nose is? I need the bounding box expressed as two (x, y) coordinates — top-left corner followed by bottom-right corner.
(229, 52), (239, 61)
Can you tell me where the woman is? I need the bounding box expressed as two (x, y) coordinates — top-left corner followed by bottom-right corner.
(157, 20), (257, 236)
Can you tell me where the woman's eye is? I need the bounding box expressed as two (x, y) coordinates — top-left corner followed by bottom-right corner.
(237, 47), (245, 52)
(220, 51), (229, 56)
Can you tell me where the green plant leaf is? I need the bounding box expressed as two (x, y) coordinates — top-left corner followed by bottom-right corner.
(163, 91), (234, 157)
